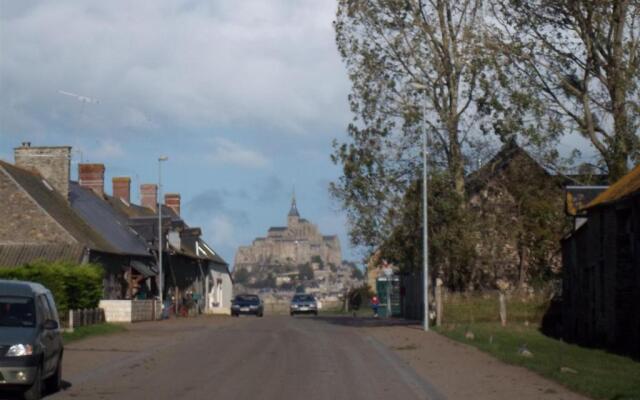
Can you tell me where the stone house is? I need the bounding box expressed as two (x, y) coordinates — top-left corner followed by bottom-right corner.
(106, 183), (232, 315)
(0, 146), (151, 299)
(1, 143), (232, 314)
(465, 141), (567, 288)
(561, 164), (640, 359)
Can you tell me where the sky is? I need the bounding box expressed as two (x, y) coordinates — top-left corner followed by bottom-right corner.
(0, 1), (356, 266)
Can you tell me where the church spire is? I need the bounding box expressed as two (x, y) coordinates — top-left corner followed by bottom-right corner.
(288, 187), (300, 217)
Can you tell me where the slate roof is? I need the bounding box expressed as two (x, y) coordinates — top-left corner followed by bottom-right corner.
(586, 164), (640, 209)
(466, 140), (549, 195)
(105, 192), (228, 267)
(0, 161), (115, 253)
(69, 182), (151, 257)
(288, 197), (300, 217)
(269, 227), (287, 232)
(0, 244), (86, 267)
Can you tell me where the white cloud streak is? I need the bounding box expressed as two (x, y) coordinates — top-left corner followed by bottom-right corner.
(206, 137), (269, 168)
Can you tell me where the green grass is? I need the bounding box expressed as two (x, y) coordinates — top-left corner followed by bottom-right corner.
(442, 292), (548, 324)
(436, 322), (640, 400)
(63, 323), (127, 343)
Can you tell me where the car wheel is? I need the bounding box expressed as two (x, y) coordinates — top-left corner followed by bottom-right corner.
(23, 363), (42, 400)
(45, 356), (62, 394)
(314, 311), (318, 316)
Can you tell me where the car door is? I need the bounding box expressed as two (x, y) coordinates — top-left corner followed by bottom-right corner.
(36, 295), (55, 376)
(44, 293), (63, 368)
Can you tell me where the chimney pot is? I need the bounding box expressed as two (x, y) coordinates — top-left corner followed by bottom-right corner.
(112, 177), (131, 203)
(78, 163), (105, 196)
(164, 193), (181, 216)
(140, 184), (158, 212)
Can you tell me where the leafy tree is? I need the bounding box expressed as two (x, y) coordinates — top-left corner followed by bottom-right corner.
(379, 172), (475, 289)
(488, 0), (640, 181)
(332, 0), (494, 252)
(351, 266), (364, 280)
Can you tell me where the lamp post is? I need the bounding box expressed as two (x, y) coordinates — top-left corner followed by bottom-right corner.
(158, 156), (168, 310)
(411, 82), (430, 332)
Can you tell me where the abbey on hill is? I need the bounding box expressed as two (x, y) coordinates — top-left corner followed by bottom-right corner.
(234, 196), (342, 273)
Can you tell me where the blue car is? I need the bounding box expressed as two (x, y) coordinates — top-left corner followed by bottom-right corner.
(231, 294), (263, 317)
(290, 294), (318, 316)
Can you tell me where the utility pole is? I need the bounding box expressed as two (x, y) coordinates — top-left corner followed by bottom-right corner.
(158, 156), (168, 314)
(422, 128), (429, 331)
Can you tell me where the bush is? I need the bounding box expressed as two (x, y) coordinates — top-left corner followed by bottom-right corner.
(0, 260), (103, 313)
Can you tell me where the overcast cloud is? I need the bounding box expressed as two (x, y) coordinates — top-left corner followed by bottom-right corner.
(0, 0), (350, 138)
(0, 0), (355, 264)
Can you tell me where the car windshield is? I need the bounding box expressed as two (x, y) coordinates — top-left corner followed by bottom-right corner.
(235, 295), (259, 304)
(0, 296), (36, 327)
(293, 295), (314, 302)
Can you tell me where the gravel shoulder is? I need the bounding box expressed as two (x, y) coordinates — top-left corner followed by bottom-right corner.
(364, 323), (590, 400)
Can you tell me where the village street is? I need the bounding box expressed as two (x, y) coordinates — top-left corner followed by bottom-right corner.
(30, 315), (586, 400)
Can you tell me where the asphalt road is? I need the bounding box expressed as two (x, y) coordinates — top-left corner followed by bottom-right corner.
(46, 315), (442, 400)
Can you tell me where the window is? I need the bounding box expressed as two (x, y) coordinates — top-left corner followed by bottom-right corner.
(0, 296), (36, 327)
(37, 295), (53, 322)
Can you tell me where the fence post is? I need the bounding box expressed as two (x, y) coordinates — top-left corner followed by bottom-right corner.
(435, 278), (443, 327)
(68, 309), (74, 332)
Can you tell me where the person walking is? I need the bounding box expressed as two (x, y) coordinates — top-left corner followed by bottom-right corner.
(371, 295), (380, 318)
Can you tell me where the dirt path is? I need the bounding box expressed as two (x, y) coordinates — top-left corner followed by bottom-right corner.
(365, 323), (589, 400)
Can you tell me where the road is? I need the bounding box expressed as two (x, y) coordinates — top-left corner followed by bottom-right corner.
(49, 315), (443, 400)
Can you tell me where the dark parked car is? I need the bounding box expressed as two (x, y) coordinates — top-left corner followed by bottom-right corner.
(231, 294), (263, 317)
(290, 294), (318, 316)
(0, 280), (64, 400)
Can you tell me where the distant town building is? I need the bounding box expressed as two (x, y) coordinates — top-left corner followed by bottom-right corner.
(234, 196), (342, 271)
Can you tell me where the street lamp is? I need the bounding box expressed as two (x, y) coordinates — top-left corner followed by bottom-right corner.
(411, 82), (430, 332)
(158, 156), (168, 311)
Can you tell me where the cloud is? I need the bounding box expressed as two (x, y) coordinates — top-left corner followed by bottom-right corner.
(0, 1), (350, 138)
(256, 175), (286, 203)
(83, 140), (126, 161)
(206, 137), (269, 168)
(207, 214), (236, 249)
(184, 188), (249, 226)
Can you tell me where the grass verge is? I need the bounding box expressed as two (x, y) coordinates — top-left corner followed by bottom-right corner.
(63, 323), (127, 343)
(436, 322), (640, 400)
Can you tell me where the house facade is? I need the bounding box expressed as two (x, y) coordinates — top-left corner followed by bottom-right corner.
(562, 165), (640, 359)
(1, 143), (232, 315)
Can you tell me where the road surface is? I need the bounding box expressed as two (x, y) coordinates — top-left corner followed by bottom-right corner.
(49, 315), (442, 400)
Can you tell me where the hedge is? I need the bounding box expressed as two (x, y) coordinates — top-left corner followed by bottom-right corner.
(0, 260), (103, 313)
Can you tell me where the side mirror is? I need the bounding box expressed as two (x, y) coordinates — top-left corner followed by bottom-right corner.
(43, 319), (59, 330)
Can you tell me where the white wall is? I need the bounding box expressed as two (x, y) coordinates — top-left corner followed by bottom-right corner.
(206, 264), (232, 315)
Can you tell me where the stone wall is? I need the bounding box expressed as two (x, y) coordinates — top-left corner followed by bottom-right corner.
(0, 165), (76, 245)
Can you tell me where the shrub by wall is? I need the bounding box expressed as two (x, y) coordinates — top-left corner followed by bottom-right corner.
(0, 260), (103, 313)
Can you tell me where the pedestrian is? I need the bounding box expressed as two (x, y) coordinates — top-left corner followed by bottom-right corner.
(371, 295), (380, 318)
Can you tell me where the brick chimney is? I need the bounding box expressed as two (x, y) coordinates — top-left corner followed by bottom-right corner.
(140, 184), (158, 212)
(112, 177), (131, 203)
(164, 193), (181, 216)
(78, 164), (105, 196)
(14, 143), (71, 198)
